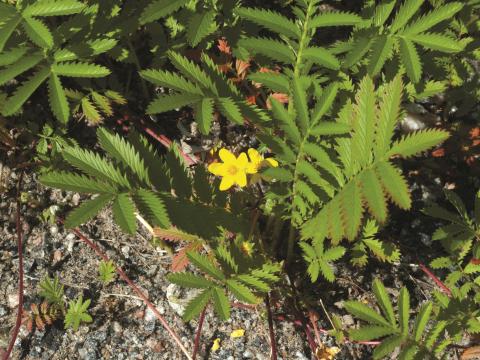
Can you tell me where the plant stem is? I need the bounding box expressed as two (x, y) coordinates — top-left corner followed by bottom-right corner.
(192, 305), (207, 360)
(3, 172), (24, 360)
(265, 293), (278, 360)
(286, 223), (296, 265)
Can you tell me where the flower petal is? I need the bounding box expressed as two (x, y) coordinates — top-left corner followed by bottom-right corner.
(219, 148), (236, 163)
(208, 162), (224, 175)
(219, 176), (234, 191)
(246, 163), (258, 174)
(265, 158), (279, 167)
(237, 152), (249, 168)
(248, 148), (262, 164)
(235, 171), (247, 187)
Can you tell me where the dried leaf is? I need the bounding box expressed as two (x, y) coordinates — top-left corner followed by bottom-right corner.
(461, 345), (480, 360)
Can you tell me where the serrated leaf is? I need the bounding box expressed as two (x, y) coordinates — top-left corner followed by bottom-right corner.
(112, 193), (137, 234)
(409, 33), (464, 53)
(311, 82), (339, 125)
(399, 37), (422, 83)
(134, 189), (170, 228)
(389, 0), (423, 34)
(167, 51), (215, 92)
(309, 11), (362, 29)
(372, 335), (404, 359)
(22, 16), (53, 48)
(212, 287), (230, 320)
(249, 72), (290, 94)
(413, 302), (432, 341)
(23, 0), (85, 16)
(303, 47), (340, 70)
(48, 72), (69, 124)
(398, 287), (410, 335)
(373, 279), (396, 326)
(216, 97), (243, 124)
(375, 161), (411, 209)
(140, 69), (202, 95)
(65, 194), (114, 228)
(367, 35), (394, 77)
(360, 169), (387, 223)
(81, 97), (102, 124)
(183, 289), (212, 321)
(236, 274), (270, 292)
(309, 122), (350, 136)
(0, 47), (28, 67)
(39, 172), (116, 194)
(2, 66), (50, 116)
(238, 37), (295, 64)
(344, 301), (391, 327)
(291, 77), (309, 135)
(387, 130), (450, 158)
(402, 2), (463, 35)
(146, 93), (202, 114)
(194, 98), (214, 134)
(226, 279), (259, 304)
(237, 7), (300, 39)
(349, 325), (397, 341)
(187, 11), (216, 47)
(139, 0), (189, 24)
(52, 62), (110, 78)
(91, 91), (112, 116)
(187, 251), (225, 281)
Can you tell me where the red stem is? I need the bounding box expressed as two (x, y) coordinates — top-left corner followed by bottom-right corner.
(192, 305), (207, 360)
(419, 263), (452, 297)
(265, 294), (278, 360)
(67, 225), (193, 360)
(3, 173), (24, 360)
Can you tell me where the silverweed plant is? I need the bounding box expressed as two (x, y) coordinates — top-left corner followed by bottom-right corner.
(2, 0), (479, 358)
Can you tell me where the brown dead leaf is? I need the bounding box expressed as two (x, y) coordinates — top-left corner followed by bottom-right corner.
(461, 345), (480, 360)
(171, 247), (189, 272)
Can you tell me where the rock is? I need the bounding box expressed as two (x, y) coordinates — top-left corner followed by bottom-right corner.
(166, 283), (200, 316)
(342, 314), (354, 326)
(243, 350), (254, 358)
(112, 321), (123, 334)
(295, 351), (309, 360)
(144, 307), (157, 323)
(49, 225), (58, 236)
(121, 246), (130, 258)
(7, 293), (18, 308)
(72, 193), (81, 206)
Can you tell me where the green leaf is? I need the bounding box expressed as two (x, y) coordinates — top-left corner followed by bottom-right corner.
(167, 51), (215, 92)
(140, 69), (203, 95)
(236, 274), (270, 292)
(97, 127), (150, 185)
(182, 289), (212, 321)
(238, 37), (295, 64)
(372, 335), (404, 359)
(389, 0), (423, 33)
(226, 279), (260, 304)
(0, 47), (28, 67)
(39, 172), (116, 194)
(319, 259), (336, 282)
(373, 0), (396, 27)
(309, 122), (350, 136)
(409, 33), (464, 53)
(91, 91), (112, 116)
(112, 193), (137, 235)
(81, 97), (102, 124)
(48, 72), (69, 124)
(372, 279), (396, 326)
(387, 130), (450, 158)
(186, 11), (217, 47)
(98, 260), (116, 284)
(146, 93), (202, 114)
(270, 97), (301, 145)
(248, 72), (290, 94)
(344, 301), (391, 327)
(323, 246), (346, 261)
(63, 146), (130, 187)
(237, 7), (300, 39)
(367, 35), (394, 77)
(340, 179), (363, 240)
(139, 0), (189, 24)
(187, 251), (225, 281)
(311, 82), (339, 125)
(212, 287), (230, 320)
(375, 161), (411, 209)
(309, 11), (362, 29)
(291, 77), (309, 135)
(0, 14), (21, 53)
(52, 62), (110, 78)
(398, 287), (410, 335)
(216, 97), (243, 124)
(134, 189), (170, 228)
(23, 0), (85, 16)
(302, 47), (340, 70)
(402, 2), (463, 35)
(22, 16), (53, 48)
(39, 275), (64, 305)
(64, 296), (92, 331)
(413, 302), (432, 341)
(65, 194), (114, 228)
(360, 169), (387, 223)
(167, 273), (215, 288)
(399, 38), (422, 83)
(194, 98), (214, 134)
(343, 35), (374, 68)
(349, 325), (397, 341)
(2, 66), (50, 116)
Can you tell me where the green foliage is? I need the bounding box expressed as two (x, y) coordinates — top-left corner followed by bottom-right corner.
(98, 260), (116, 284)
(39, 275), (64, 306)
(64, 296), (93, 331)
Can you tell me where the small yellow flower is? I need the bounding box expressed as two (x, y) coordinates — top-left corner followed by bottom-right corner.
(246, 148), (278, 174)
(230, 329), (245, 338)
(208, 148), (249, 191)
(241, 241), (254, 256)
(315, 345), (341, 360)
(211, 338), (221, 352)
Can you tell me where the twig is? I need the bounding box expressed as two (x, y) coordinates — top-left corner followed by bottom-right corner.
(418, 263), (452, 297)
(192, 305), (207, 360)
(265, 293), (278, 360)
(3, 172), (24, 360)
(66, 224), (193, 360)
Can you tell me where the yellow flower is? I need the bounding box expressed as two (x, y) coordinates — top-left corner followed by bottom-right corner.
(241, 241), (254, 256)
(246, 148), (278, 174)
(208, 148), (249, 191)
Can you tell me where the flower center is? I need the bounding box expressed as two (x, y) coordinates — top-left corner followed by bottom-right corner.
(227, 164), (238, 175)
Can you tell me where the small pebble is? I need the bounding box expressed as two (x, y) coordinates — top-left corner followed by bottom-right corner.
(49, 225), (58, 235)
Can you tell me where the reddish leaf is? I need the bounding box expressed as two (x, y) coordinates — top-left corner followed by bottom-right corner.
(431, 148), (445, 157)
(461, 346), (480, 360)
(171, 248), (189, 272)
(218, 39), (231, 54)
